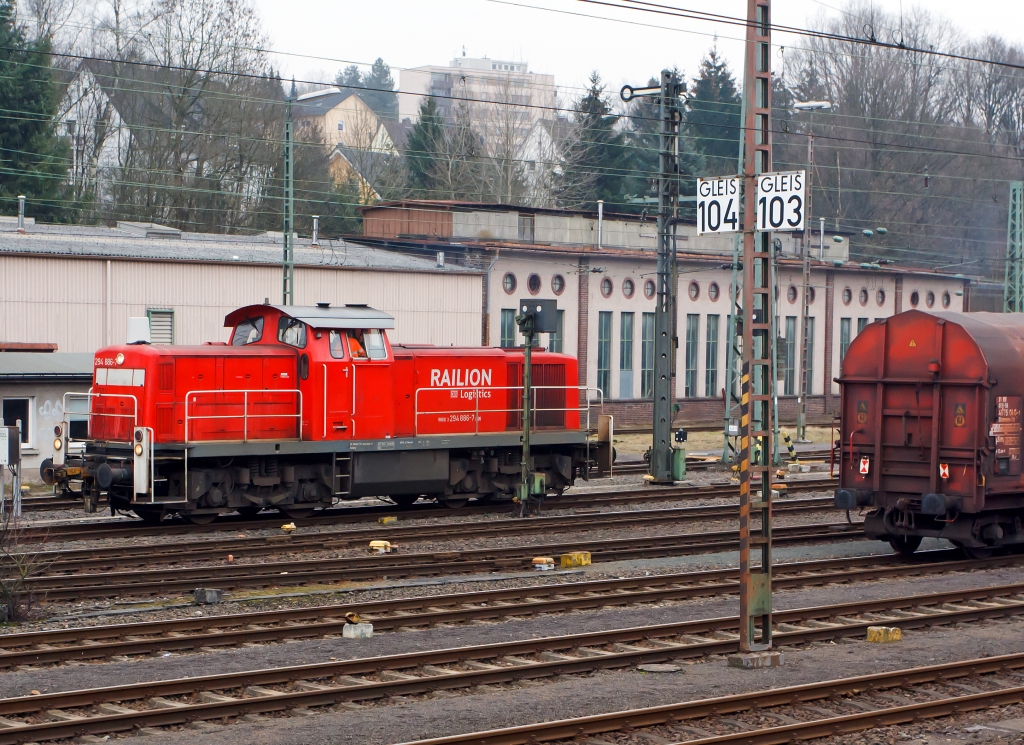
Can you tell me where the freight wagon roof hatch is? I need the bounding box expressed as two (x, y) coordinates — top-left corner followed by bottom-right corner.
(224, 304), (395, 330)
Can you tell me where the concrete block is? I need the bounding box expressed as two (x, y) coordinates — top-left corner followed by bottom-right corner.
(991, 719), (1024, 734)
(342, 623), (373, 639)
(866, 626), (902, 643)
(637, 663), (681, 673)
(194, 588), (223, 604)
(378, 516), (397, 525)
(727, 651), (785, 669)
(560, 551), (592, 569)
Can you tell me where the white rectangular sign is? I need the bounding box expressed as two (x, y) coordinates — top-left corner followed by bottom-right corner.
(755, 170), (805, 232)
(696, 177), (740, 235)
(0, 428), (7, 466)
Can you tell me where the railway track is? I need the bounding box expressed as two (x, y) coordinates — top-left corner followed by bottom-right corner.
(396, 652), (1024, 745)
(13, 495), (839, 574)
(18, 477), (838, 544)
(1, 550), (1019, 668)
(18, 521), (859, 601)
(1, 582), (1022, 743)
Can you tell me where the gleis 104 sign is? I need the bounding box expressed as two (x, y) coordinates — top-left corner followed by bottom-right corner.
(696, 177), (740, 235)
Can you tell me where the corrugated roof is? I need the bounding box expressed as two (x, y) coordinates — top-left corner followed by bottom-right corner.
(0, 353), (94, 379)
(0, 222), (477, 274)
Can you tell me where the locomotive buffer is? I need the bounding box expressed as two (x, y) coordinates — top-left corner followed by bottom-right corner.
(516, 299), (559, 516)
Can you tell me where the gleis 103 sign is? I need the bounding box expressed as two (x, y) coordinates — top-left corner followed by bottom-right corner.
(755, 170), (806, 232)
(696, 177), (740, 235)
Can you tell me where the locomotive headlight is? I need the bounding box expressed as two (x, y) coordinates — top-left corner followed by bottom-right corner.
(53, 438), (62, 451)
(134, 443), (144, 457)
(115, 353), (125, 365)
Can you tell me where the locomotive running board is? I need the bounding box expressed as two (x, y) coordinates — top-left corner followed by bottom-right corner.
(155, 431), (588, 459)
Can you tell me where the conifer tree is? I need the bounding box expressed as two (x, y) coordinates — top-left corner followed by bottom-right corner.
(561, 72), (632, 209)
(686, 45), (742, 173)
(405, 97), (445, 196)
(0, 1), (69, 220)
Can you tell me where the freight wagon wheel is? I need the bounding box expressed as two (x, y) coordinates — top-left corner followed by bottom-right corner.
(186, 512), (219, 525)
(389, 495), (420, 509)
(958, 544), (994, 560)
(887, 535), (923, 557)
(280, 506), (316, 520)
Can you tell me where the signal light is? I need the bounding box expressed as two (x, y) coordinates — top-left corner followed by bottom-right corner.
(135, 430), (143, 442)
(53, 438), (62, 451)
(134, 444), (144, 457)
(53, 425), (62, 437)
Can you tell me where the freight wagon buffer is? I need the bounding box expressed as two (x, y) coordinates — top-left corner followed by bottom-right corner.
(834, 310), (1024, 557)
(43, 304), (591, 523)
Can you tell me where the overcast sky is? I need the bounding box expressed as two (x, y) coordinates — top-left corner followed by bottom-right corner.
(254, 0), (1024, 102)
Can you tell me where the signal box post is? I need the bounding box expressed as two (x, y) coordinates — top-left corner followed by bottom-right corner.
(516, 299), (559, 516)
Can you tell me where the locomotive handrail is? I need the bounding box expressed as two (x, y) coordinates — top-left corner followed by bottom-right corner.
(413, 385), (602, 437)
(183, 388), (303, 444)
(62, 391), (138, 443)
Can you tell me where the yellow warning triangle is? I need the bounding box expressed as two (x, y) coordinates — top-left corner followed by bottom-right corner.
(909, 339), (917, 347)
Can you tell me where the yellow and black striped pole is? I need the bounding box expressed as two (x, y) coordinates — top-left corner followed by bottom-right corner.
(781, 430), (799, 463)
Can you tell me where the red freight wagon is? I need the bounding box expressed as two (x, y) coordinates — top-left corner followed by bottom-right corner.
(43, 303), (594, 523)
(834, 310), (1024, 557)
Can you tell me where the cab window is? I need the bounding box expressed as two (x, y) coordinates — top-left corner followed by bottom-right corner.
(328, 330), (346, 359)
(277, 316), (307, 348)
(349, 329), (386, 360)
(231, 316), (263, 345)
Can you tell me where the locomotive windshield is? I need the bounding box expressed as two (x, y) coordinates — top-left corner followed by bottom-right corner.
(277, 316), (307, 348)
(328, 331), (346, 359)
(231, 316), (263, 345)
(349, 329), (387, 360)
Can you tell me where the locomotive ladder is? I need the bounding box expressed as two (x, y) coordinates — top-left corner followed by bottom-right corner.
(332, 453), (351, 497)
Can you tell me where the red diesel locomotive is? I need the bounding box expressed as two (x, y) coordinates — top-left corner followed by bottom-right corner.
(835, 310), (1024, 557)
(43, 303), (593, 523)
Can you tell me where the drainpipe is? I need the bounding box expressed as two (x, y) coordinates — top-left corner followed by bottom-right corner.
(482, 248), (501, 346)
(597, 200), (603, 248)
(17, 195), (25, 233)
(106, 260), (112, 346)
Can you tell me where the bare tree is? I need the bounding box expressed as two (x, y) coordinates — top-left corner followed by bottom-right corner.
(0, 507), (51, 622)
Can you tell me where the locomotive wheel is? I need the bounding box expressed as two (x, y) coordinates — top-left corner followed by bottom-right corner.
(437, 495), (470, 509)
(887, 535), (923, 557)
(186, 512), (219, 525)
(280, 506), (315, 520)
(389, 495), (420, 509)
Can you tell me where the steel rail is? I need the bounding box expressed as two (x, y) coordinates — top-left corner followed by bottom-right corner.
(392, 655), (1024, 745)
(7, 496), (838, 574)
(0, 583), (1023, 743)
(16, 477), (838, 544)
(19, 522), (859, 601)
(0, 550), (1018, 669)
